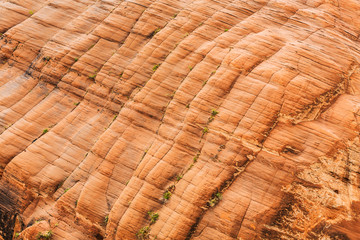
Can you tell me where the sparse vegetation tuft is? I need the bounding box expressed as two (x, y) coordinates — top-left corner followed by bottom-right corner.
(136, 226), (150, 240)
(211, 109), (219, 116)
(208, 109), (219, 123)
(176, 174), (183, 181)
(152, 64), (160, 72)
(149, 28), (161, 38)
(153, 28), (161, 35)
(88, 74), (96, 79)
(163, 191), (171, 200)
(202, 127), (208, 134)
(148, 211), (159, 224)
(36, 230), (52, 240)
(193, 153), (200, 163)
(208, 192), (222, 207)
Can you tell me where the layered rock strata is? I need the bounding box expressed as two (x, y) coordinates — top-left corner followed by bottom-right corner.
(1, 0), (360, 239)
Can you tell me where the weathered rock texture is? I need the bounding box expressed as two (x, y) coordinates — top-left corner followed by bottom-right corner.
(1, 0), (360, 239)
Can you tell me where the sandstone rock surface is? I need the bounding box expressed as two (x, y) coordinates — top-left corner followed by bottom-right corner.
(1, 0), (360, 239)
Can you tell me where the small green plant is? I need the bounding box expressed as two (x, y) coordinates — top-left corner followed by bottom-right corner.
(224, 29), (228, 32)
(29, 10), (34, 15)
(74, 57), (78, 62)
(104, 215), (109, 224)
(187, 163), (194, 171)
(193, 153), (200, 163)
(202, 127), (208, 134)
(35, 218), (45, 223)
(74, 102), (80, 106)
(208, 198), (217, 207)
(153, 28), (161, 35)
(188, 66), (193, 71)
(119, 71), (123, 78)
(211, 109), (219, 116)
(42, 128), (49, 134)
(113, 114), (118, 121)
(149, 28), (161, 38)
(185, 103), (190, 108)
(176, 174), (183, 181)
(64, 188), (69, 193)
(163, 191), (171, 200)
(152, 64), (160, 72)
(136, 226), (150, 240)
(208, 192), (222, 207)
(208, 109), (219, 123)
(36, 230), (52, 240)
(88, 74), (96, 79)
(148, 211), (159, 224)
(172, 13), (178, 18)
(14, 232), (20, 238)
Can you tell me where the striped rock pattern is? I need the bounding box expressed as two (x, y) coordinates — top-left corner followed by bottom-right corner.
(1, 0), (360, 239)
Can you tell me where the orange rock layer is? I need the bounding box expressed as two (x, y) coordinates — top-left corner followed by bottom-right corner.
(1, 0), (360, 239)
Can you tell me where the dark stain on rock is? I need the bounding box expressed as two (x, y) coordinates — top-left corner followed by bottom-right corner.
(329, 232), (351, 240)
(0, 187), (18, 240)
(261, 193), (297, 239)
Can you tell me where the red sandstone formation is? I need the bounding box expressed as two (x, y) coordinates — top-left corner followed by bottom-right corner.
(1, 0), (360, 239)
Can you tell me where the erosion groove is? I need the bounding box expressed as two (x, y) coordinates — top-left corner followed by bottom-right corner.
(1, 0), (360, 239)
